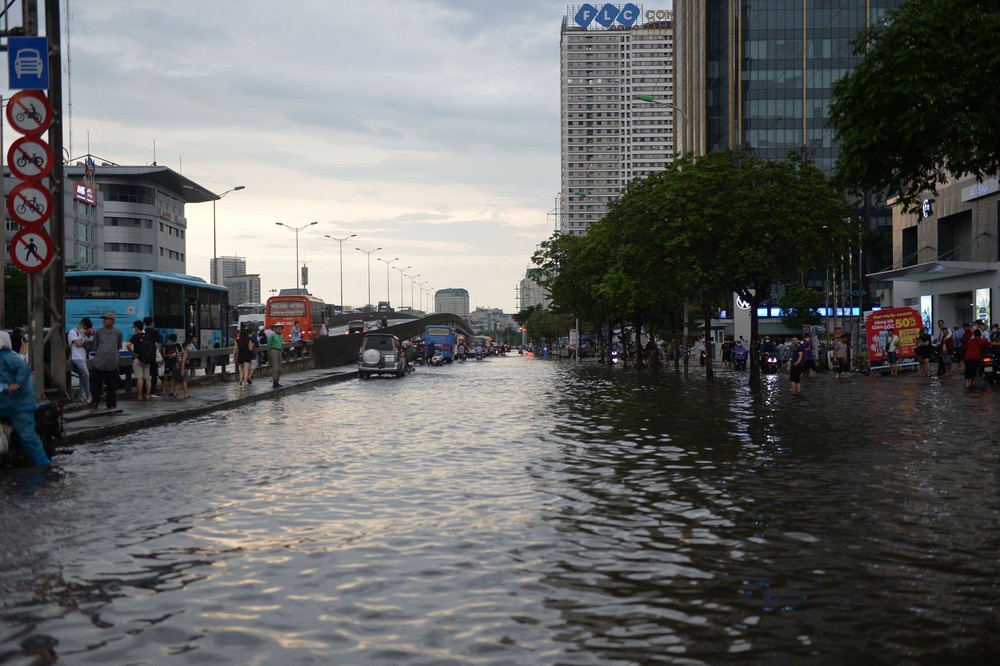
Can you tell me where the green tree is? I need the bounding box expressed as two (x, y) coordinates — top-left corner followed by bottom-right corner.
(829, 0), (1000, 209)
(617, 151), (853, 386)
(780, 286), (824, 331)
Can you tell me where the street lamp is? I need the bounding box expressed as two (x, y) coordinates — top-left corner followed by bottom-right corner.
(355, 245), (382, 310)
(186, 184), (244, 284)
(633, 93), (688, 155)
(393, 265), (410, 309)
(275, 221), (317, 291)
(376, 256), (399, 305)
(325, 233), (356, 313)
(416, 280), (428, 314)
(406, 273), (420, 310)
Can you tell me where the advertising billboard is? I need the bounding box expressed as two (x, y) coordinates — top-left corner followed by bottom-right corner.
(865, 307), (921, 373)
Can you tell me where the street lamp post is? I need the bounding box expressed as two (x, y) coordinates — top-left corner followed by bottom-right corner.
(275, 221), (317, 291)
(415, 280), (428, 314)
(376, 256), (399, 305)
(210, 185), (245, 284)
(633, 93), (688, 156)
(325, 233), (356, 313)
(356, 246), (382, 310)
(406, 273), (420, 310)
(393, 265), (410, 309)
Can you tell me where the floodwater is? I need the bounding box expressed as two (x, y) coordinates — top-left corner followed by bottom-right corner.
(2, 356), (998, 665)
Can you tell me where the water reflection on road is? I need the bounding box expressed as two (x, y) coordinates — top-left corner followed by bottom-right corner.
(2, 356), (998, 664)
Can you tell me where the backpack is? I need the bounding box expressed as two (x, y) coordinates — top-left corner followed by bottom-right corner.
(136, 332), (158, 365)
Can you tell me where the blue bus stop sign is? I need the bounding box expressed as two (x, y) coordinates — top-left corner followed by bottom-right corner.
(7, 37), (49, 90)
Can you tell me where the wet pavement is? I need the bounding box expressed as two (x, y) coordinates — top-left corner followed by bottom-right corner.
(60, 364), (357, 445)
(2, 356), (999, 664)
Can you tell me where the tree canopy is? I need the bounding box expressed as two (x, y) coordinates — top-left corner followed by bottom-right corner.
(829, 0), (1000, 209)
(529, 150), (854, 386)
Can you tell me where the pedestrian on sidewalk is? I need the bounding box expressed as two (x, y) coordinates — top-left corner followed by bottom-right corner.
(128, 320), (153, 400)
(886, 327), (901, 376)
(90, 312), (123, 410)
(161, 333), (181, 397)
(964, 328), (988, 389)
(269, 323), (285, 388)
(833, 333), (850, 379)
(0, 331), (51, 467)
(235, 325), (256, 387)
(179, 335), (197, 399)
(143, 316), (162, 395)
(937, 320), (953, 376)
(916, 327), (933, 376)
(68, 317), (93, 404)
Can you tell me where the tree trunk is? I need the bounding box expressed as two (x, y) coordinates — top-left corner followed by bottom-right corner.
(747, 290), (763, 389)
(634, 310), (645, 368)
(702, 290), (713, 381)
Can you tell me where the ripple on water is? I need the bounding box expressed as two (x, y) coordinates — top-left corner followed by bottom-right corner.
(2, 359), (999, 663)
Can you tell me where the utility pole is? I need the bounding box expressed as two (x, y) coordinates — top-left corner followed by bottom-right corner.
(44, 0), (68, 398)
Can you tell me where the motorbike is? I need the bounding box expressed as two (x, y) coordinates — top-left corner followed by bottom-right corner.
(0, 398), (62, 468)
(428, 352), (445, 366)
(762, 353), (778, 374)
(475, 348), (485, 361)
(979, 350), (1000, 385)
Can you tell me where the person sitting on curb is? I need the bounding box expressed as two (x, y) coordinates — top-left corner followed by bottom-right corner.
(0, 331), (51, 468)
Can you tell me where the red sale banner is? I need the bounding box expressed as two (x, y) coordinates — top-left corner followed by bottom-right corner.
(865, 307), (922, 373)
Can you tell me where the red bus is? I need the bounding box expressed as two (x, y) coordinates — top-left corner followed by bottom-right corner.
(265, 294), (326, 342)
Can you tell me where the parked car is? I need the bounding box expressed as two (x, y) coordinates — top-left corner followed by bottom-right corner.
(346, 320), (367, 335)
(358, 333), (409, 378)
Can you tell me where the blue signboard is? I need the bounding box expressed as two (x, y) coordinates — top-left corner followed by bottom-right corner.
(574, 3), (640, 29)
(7, 36), (49, 90)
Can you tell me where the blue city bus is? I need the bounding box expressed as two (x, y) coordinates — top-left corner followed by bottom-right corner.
(65, 271), (230, 347)
(424, 324), (455, 362)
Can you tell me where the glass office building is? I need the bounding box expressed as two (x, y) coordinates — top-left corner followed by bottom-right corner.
(676, 0), (902, 167)
(674, 0), (905, 296)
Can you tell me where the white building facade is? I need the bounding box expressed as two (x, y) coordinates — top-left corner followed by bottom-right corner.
(211, 255), (247, 286)
(560, 4), (675, 235)
(435, 288), (470, 319)
(871, 175), (1000, 328)
(224, 273), (262, 307)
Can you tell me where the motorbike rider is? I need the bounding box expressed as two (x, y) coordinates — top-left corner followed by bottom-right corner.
(759, 336), (777, 371)
(0, 330), (51, 468)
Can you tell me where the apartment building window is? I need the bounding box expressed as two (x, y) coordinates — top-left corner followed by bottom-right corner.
(105, 243), (153, 254)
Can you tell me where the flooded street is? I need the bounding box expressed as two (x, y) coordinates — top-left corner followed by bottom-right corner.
(2, 356), (998, 664)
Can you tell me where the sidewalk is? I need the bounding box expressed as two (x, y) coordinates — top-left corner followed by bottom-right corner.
(60, 364), (358, 445)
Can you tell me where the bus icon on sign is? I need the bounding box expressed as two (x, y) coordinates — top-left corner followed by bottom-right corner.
(575, 3), (640, 29)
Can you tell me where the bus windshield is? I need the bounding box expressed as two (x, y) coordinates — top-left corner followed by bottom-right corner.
(236, 303), (266, 317)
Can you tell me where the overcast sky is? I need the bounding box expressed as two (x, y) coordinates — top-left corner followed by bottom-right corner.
(17, 0), (674, 312)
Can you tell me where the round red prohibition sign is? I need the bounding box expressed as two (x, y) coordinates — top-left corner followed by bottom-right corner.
(8, 136), (54, 180)
(7, 181), (53, 227)
(5, 90), (53, 136)
(9, 227), (54, 274)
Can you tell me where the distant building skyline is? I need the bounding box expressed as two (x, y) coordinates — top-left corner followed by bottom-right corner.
(560, 6), (675, 236)
(211, 255), (246, 286)
(435, 288), (470, 319)
(224, 273), (262, 306)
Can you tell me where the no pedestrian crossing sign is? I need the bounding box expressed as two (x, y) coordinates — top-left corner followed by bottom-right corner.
(9, 227), (54, 273)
